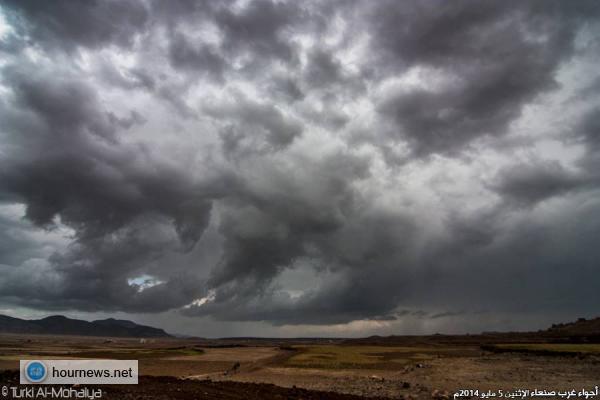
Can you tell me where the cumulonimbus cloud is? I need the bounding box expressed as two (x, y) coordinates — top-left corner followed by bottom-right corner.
(0, 0), (599, 328)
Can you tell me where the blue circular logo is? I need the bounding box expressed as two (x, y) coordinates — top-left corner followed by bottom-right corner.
(25, 360), (47, 383)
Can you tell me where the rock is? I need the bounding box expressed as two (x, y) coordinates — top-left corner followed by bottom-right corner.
(402, 381), (411, 389)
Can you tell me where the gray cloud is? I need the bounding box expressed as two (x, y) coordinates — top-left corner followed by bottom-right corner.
(0, 63), (215, 312)
(2, 0), (149, 51)
(372, 1), (598, 155)
(1, 0), (600, 335)
(168, 32), (226, 81)
(491, 161), (584, 206)
(207, 96), (303, 153)
(579, 107), (600, 149)
(214, 0), (303, 64)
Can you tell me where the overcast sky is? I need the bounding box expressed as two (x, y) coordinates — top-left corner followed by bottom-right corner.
(1, 0), (600, 338)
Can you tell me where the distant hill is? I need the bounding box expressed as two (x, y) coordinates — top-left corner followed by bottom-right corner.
(546, 317), (600, 336)
(343, 316), (600, 346)
(0, 315), (171, 338)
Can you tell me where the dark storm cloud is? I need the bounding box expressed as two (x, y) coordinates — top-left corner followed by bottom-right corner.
(0, 211), (50, 267)
(210, 151), (370, 287)
(175, 151), (375, 323)
(168, 32), (226, 81)
(0, 64), (216, 311)
(578, 107), (600, 149)
(491, 161), (584, 207)
(1, 0), (600, 332)
(214, 0), (302, 64)
(300, 46), (365, 101)
(207, 96), (303, 153)
(304, 48), (345, 88)
(185, 264), (410, 325)
(187, 204), (417, 325)
(420, 200), (600, 316)
(264, 76), (305, 104)
(373, 1), (599, 155)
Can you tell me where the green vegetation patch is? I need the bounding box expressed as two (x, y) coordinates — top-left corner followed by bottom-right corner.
(59, 347), (206, 360)
(284, 345), (440, 370)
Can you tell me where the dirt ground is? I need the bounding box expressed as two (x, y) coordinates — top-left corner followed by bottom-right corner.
(204, 353), (600, 398)
(0, 371), (392, 400)
(1, 334), (599, 399)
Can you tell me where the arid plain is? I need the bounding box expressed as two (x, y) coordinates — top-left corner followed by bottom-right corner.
(1, 321), (599, 400)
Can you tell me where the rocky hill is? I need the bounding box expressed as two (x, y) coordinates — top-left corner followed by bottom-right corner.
(0, 315), (170, 338)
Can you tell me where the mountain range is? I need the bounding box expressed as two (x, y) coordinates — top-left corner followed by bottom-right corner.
(0, 315), (170, 338)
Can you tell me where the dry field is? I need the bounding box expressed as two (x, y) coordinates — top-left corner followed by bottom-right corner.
(0, 334), (599, 399)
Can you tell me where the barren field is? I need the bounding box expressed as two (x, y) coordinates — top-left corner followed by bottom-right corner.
(0, 334), (599, 399)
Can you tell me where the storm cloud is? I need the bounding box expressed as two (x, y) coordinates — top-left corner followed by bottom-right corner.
(1, 0), (600, 336)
